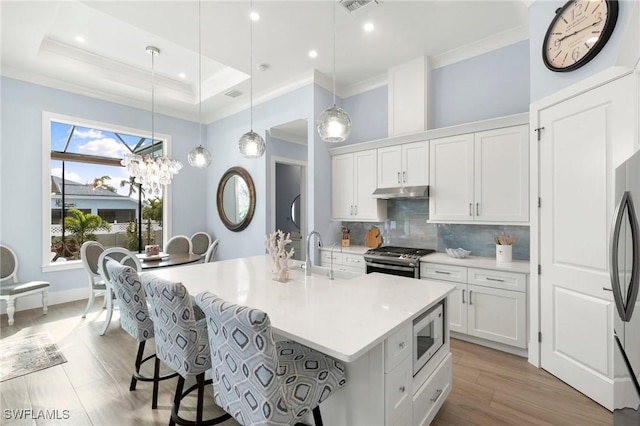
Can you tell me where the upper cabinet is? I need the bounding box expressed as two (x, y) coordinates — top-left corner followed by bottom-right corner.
(388, 57), (430, 137)
(332, 150), (387, 222)
(429, 124), (529, 223)
(377, 141), (429, 189)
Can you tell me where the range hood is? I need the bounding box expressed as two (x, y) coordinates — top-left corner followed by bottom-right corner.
(372, 186), (429, 199)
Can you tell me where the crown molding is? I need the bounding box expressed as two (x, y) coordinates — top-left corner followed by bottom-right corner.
(268, 128), (307, 145)
(430, 25), (529, 70)
(340, 73), (387, 99)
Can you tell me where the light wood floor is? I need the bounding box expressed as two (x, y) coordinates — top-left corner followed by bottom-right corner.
(1, 300), (611, 426)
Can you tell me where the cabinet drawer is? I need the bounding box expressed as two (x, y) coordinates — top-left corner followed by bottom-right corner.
(385, 323), (412, 373)
(421, 263), (467, 283)
(320, 251), (342, 266)
(385, 358), (412, 426)
(468, 268), (526, 292)
(412, 353), (452, 426)
(343, 253), (365, 271)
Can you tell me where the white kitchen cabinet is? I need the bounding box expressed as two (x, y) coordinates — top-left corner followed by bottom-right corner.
(421, 262), (528, 349)
(320, 248), (366, 274)
(332, 150), (387, 221)
(377, 141), (429, 189)
(388, 56), (429, 137)
(429, 124), (529, 223)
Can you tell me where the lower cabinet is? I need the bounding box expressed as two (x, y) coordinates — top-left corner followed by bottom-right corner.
(319, 248), (366, 274)
(422, 262), (528, 349)
(412, 353), (452, 426)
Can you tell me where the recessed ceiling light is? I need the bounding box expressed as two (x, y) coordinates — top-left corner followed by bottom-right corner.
(363, 22), (374, 32)
(179, 73), (186, 79)
(75, 35), (85, 43)
(249, 11), (260, 21)
(308, 50), (318, 58)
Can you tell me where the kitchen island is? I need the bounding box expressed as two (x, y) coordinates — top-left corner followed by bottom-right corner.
(148, 254), (455, 425)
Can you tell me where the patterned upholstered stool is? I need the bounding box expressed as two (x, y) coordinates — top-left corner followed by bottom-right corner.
(141, 274), (231, 426)
(195, 291), (347, 426)
(104, 260), (177, 409)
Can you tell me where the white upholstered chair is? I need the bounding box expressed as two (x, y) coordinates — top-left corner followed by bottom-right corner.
(0, 244), (50, 326)
(164, 235), (192, 255)
(80, 241), (106, 318)
(204, 239), (220, 263)
(97, 247), (142, 336)
(190, 232), (211, 256)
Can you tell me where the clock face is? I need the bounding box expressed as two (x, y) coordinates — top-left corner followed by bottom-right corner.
(543, 0), (618, 72)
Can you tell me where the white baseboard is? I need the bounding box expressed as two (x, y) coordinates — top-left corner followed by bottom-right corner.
(451, 332), (528, 358)
(0, 287), (90, 315)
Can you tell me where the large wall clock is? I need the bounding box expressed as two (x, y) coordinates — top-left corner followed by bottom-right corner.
(543, 0), (618, 72)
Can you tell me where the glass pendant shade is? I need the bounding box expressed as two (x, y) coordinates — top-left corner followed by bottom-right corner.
(317, 105), (352, 143)
(238, 130), (266, 158)
(188, 145), (212, 168)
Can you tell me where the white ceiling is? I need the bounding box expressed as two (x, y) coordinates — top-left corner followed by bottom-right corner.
(1, 1), (530, 124)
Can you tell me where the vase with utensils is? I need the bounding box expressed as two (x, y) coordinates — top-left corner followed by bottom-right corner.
(494, 232), (516, 262)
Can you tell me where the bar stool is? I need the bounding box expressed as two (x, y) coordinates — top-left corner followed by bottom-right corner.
(195, 291), (347, 426)
(103, 259), (177, 409)
(141, 273), (231, 426)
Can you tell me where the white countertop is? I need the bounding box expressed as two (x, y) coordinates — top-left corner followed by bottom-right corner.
(420, 252), (531, 274)
(147, 254), (454, 363)
(319, 245), (370, 255)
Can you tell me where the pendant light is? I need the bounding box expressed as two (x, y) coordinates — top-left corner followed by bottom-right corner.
(122, 46), (182, 195)
(316, 0), (351, 143)
(238, 2), (265, 158)
(188, 0), (212, 168)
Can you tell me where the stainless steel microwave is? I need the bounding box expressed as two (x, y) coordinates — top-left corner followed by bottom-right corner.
(413, 300), (444, 376)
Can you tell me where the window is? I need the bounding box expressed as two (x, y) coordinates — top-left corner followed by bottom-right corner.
(42, 112), (172, 269)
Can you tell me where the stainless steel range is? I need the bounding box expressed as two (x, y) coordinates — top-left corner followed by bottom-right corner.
(364, 246), (435, 279)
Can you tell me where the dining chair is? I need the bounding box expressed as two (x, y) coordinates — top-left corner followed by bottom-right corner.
(0, 244), (50, 326)
(165, 235), (192, 255)
(204, 239), (219, 263)
(190, 232), (212, 256)
(97, 247), (142, 336)
(80, 241), (106, 318)
(141, 274), (231, 426)
(104, 260), (177, 409)
(195, 291), (347, 426)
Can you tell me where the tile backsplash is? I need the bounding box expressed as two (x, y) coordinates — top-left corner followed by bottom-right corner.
(342, 199), (530, 260)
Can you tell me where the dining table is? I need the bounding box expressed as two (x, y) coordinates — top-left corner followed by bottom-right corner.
(137, 252), (202, 269)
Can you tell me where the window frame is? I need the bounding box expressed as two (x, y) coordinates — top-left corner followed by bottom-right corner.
(41, 111), (174, 271)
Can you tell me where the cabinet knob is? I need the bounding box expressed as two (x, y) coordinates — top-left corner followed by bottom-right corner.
(399, 385), (405, 393)
(399, 341), (405, 349)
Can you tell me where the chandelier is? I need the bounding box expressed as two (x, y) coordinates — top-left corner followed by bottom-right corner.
(122, 46), (182, 195)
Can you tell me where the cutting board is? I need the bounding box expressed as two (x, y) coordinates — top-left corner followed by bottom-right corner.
(365, 226), (383, 248)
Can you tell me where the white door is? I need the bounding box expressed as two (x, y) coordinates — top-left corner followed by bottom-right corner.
(402, 141), (429, 187)
(474, 125), (529, 222)
(467, 284), (526, 348)
(354, 150), (378, 219)
(448, 282), (467, 334)
(377, 146), (402, 188)
(539, 75), (636, 410)
(428, 133), (474, 222)
(331, 153), (354, 220)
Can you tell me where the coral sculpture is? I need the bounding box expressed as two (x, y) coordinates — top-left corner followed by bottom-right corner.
(266, 230), (294, 283)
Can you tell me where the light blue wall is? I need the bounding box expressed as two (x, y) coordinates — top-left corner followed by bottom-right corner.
(342, 85), (388, 144)
(530, 0), (635, 102)
(207, 85), (322, 261)
(431, 40), (530, 128)
(0, 77), (204, 293)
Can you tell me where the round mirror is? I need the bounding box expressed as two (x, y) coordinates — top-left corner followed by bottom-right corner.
(290, 194), (301, 229)
(216, 167), (256, 232)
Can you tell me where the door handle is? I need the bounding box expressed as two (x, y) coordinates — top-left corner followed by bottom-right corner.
(469, 203), (472, 216)
(603, 287), (613, 292)
(462, 289), (466, 304)
(397, 172), (401, 184)
(354, 205), (358, 215)
(434, 270), (451, 275)
(468, 290), (473, 305)
(403, 171), (406, 182)
(610, 191), (640, 322)
(486, 277), (504, 282)
(350, 205), (354, 215)
(476, 203), (480, 216)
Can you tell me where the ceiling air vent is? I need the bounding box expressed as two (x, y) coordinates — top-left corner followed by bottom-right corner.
(339, 0), (381, 16)
(224, 89), (243, 98)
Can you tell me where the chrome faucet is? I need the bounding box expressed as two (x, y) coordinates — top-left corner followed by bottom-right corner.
(328, 243), (338, 280)
(305, 231), (323, 276)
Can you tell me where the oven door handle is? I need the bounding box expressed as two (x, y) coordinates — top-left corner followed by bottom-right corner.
(365, 261), (416, 273)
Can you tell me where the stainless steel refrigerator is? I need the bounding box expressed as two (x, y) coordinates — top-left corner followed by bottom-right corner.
(612, 149), (640, 424)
